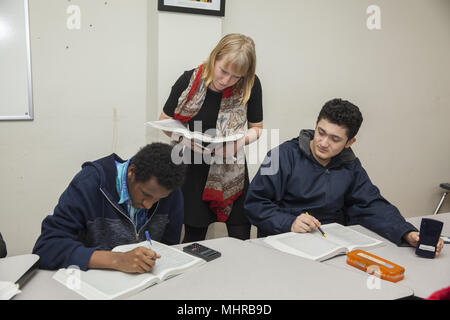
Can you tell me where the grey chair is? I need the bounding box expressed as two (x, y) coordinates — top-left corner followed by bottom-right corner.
(433, 183), (450, 215)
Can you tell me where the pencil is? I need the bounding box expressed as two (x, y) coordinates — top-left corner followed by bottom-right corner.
(305, 212), (327, 237)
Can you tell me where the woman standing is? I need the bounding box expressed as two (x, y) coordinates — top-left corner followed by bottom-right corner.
(160, 33), (263, 242)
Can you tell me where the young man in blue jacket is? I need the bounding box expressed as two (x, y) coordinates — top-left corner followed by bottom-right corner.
(245, 99), (444, 255)
(33, 143), (187, 273)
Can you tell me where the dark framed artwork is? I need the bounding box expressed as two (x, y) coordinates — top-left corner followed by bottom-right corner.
(158, 0), (226, 17)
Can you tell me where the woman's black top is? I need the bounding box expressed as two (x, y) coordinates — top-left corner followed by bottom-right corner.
(163, 69), (263, 227)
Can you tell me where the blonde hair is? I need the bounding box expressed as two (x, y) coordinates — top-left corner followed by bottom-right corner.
(202, 33), (256, 105)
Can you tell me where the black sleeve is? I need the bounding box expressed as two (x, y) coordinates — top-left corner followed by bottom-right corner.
(247, 75), (263, 123)
(0, 232), (7, 258)
(163, 70), (193, 117)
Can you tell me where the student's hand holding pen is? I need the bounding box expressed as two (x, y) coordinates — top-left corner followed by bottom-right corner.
(88, 247), (161, 274)
(290, 212), (324, 235)
(113, 247), (161, 274)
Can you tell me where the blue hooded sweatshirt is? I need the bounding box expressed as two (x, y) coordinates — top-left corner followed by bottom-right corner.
(244, 130), (417, 245)
(33, 154), (184, 270)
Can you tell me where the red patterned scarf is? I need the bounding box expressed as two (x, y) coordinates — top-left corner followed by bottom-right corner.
(173, 65), (247, 222)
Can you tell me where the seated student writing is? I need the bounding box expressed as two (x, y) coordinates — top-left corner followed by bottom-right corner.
(33, 143), (187, 273)
(245, 99), (444, 255)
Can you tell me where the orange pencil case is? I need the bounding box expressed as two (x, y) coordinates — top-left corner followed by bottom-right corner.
(346, 250), (405, 282)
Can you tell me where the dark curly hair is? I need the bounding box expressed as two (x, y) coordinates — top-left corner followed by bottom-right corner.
(317, 98), (363, 140)
(130, 143), (186, 190)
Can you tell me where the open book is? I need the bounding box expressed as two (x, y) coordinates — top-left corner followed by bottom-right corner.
(264, 223), (384, 262)
(52, 241), (204, 300)
(146, 119), (244, 144)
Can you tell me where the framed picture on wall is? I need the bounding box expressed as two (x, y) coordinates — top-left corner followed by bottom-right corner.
(158, 0), (226, 17)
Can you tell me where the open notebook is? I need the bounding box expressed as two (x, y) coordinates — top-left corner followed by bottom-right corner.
(53, 241), (204, 300)
(264, 223), (384, 262)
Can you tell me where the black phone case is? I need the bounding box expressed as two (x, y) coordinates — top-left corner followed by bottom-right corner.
(183, 243), (221, 262)
(415, 218), (443, 259)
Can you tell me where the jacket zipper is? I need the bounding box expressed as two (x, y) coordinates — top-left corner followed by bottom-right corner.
(325, 168), (330, 209)
(100, 188), (159, 243)
(137, 202), (160, 240)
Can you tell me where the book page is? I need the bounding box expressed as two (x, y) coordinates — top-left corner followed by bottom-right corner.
(321, 223), (383, 251)
(146, 119), (189, 135)
(146, 119), (244, 143)
(113, 241), (204, 280)
(0, 281), (21, 300)
(149, 241), (204, 280)
(53, 267), (159, 300)
(52, 241), (204, 300)
(264, 232), (345, 261)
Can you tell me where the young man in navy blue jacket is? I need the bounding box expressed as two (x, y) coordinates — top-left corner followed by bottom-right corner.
(245, 99), (444, 255)
(33, 143), (187, 273)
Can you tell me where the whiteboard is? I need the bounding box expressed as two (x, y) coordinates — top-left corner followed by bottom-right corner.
(0, 0), (33, 120)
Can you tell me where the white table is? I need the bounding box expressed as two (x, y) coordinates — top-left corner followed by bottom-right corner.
(130, 237), (412, 300)
(19, 212), (447, 300)
(0, 254), (39, 284)
(14, 237), (413, 300)
(250, 213), (450, 299)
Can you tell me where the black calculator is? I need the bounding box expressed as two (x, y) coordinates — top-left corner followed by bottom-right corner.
(183, 243), (221, 262)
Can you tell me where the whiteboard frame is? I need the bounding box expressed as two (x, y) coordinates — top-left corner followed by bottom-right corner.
(0, 0), (34, 121)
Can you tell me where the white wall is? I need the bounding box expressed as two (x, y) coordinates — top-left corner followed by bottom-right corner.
(223, 0), (450, 217)
(0, 0), (147, 255)
(146, 9), (222, 143)
(1, 0), (449, 256)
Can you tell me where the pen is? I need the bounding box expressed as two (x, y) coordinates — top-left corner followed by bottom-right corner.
(305, 212), (327, 238)
(145, 230), (153, 246)
(145, 230), (159, 261)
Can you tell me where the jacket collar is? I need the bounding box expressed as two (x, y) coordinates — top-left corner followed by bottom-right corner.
(81, 153), (126, 203)
(298, 129), (356, 166)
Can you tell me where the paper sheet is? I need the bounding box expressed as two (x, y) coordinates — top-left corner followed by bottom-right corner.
(0, 281), (21, 300)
